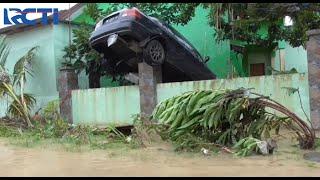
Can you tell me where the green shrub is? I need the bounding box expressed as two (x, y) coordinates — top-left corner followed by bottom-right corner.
(0, 125), (20, 137)
(42, 100), (60, 120)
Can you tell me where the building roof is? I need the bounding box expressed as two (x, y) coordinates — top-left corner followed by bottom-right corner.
(0, 3), (86, 35)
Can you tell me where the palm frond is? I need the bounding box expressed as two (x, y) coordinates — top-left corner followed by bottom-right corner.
(8, 93), (36, 118)
(0, 35), (9, 69)
(0, 35), (10, 84)
(13, 46), (39, 86)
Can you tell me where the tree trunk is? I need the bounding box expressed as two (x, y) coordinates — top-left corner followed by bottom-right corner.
(20, 76), (33, 127)
(88, 71), (101, 88)
(88, 60), (102, 89)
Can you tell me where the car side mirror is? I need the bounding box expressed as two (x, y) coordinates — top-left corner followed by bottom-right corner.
(204, 56), (210, 63)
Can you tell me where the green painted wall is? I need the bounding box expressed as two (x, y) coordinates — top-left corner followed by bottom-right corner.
(230, 51), (246, 77)
(0, 23), (89, 116)
(229, 21), (308, 77)
(1, 25), (58, 116)
(53, 24), (90, 89)
(274, 44), (308, 73)
(72, 73), (310, 126)
(173, 7), (230, 78)
(53, 23), (116, 89)
(73, 3), (111, 25)
(231, 42), (308, 76)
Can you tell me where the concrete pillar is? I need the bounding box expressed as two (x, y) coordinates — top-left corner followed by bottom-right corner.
(138, 62), (162, 120)
(271, 49), (276, 70)
(58, 67), (79, 124)
(306, 29), (320, 132)
(279, 49), (286, 71)
(153, 65), (162, 83)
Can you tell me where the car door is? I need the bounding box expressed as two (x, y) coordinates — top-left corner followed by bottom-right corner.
(159, 22), (197, 68)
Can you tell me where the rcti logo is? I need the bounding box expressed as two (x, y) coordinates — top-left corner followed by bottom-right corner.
(3, 8), (59, 25)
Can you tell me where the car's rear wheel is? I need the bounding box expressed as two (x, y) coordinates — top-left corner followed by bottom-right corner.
(143, 39), (165, 65)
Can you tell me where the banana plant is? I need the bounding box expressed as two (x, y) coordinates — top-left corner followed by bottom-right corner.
(152, 88), (314, 151)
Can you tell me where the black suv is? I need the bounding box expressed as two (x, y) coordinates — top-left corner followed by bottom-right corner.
(89, 7), (216, 82)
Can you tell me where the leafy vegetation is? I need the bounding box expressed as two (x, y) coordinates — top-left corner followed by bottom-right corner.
(151, 88), (314, 156)
(0, 92), (137, 151)
(316, 138), (320, 149)
(204, 3), (320, 48)
(233, 137), (261, 157)
(0, 124), (20, 137)
(42, 99), (60, 120)
(0, 118), (135, 151)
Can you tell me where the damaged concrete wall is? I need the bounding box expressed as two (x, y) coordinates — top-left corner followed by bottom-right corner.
(72, 73), (310, 125)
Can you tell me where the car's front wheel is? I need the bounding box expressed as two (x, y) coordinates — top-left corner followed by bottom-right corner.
(143, 39), (165, 65)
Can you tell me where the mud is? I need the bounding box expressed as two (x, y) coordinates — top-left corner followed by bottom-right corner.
(0, 139), (318, 176)
(304, 152), (320, 163)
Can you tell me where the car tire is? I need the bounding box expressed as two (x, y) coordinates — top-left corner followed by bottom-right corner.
(143, 39), (165, 65)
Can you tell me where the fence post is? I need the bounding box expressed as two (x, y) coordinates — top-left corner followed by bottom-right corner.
(57, 66), (79, 124)
(138, 62), (162, 121)
(306, 29), (320, 135)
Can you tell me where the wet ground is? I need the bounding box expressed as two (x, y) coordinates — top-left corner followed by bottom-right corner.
(0, 138), (318, 176)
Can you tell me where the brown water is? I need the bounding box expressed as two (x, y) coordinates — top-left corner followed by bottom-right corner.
(0, 140), (319, 177)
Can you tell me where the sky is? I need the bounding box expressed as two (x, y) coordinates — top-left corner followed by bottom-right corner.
(0, 3), (77, 29)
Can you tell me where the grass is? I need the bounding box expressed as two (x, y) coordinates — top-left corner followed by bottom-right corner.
(3, 133), (131, 152)
(306, 162), (318, 168)
(0, 137), (138, 161)
(0, 121), (140, 153)
(315, 138), (320, 150)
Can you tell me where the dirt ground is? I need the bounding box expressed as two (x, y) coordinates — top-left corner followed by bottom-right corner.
(0, 137), (318, 177)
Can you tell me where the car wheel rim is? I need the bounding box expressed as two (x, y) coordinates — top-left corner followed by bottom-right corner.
(148, 41), (165, 64)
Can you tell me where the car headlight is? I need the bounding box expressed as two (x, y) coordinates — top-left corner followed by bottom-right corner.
(95, 20), (103, 31)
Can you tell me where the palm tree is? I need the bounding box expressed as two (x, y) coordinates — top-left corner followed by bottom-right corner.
(0, 34), (38, 127)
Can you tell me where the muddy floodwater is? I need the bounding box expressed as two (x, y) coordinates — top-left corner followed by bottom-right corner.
(0, 138), (318, 177)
